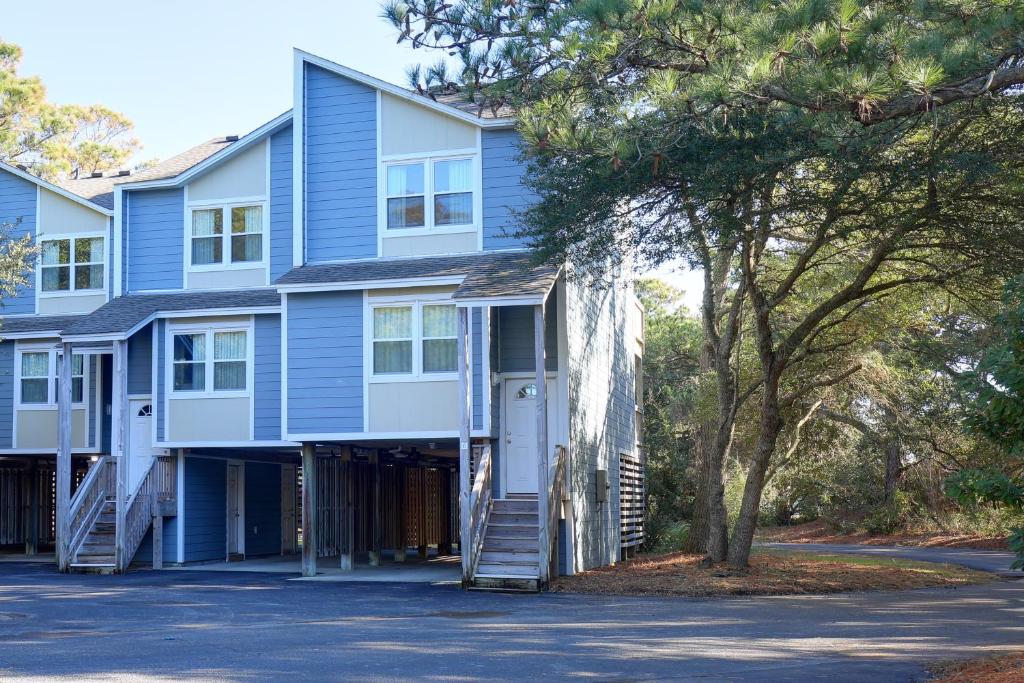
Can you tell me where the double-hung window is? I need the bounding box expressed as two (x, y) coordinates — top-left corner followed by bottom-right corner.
(385, 157), (474, 230)
(190, 204), (264, 267)
(172, 329), (248, 393)
(40, 236), (104, 293)
(371, 302), (458, 377)
(18, 350), (84, 405)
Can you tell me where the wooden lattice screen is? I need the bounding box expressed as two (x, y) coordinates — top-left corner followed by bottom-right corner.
(619, 454), (646, 555)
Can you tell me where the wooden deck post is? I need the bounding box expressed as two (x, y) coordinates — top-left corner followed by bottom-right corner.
(339, 447), (353, 571)
(369, 452), (382, 566)
(152, 503), (163, 571)
(395, 463), (407, 562)
(55, 342), (74, 572)
(25, 460), (38, 556)
(457, 306), (471, 583)
(301, 443), (317, 577)
(113, 340), (128, 572)
(535, 304), (550, 587)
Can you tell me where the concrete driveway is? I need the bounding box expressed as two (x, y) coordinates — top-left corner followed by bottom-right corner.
(760, 542), (1024, 577)
(0, 562), (1021, 682)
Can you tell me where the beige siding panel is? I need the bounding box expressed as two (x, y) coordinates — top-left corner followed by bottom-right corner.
(367, 285), (456, 299)
(17, 409), (87, 449)
(37, 293), (107, 316)
(381, 231), (478, 258)
(167, 397), (250, 441)
(380, 94), (477, 156)
(368, 381), (459, 432)
(187, 140), (267, 202)
(38, 189), (108, 236)
(188, 267), (267, 290)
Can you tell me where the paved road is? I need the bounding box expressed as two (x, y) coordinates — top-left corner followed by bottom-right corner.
(0, 562), (1021, 682)
(760, 542), (1024, 577)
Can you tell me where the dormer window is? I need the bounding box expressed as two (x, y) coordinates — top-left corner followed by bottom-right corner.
(385, 156), (475, 231)
(190, 204), (265, 268)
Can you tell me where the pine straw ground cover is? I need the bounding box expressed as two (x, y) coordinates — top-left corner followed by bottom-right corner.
(930, 652), (1024, 683)
(757, 520), (1010, 550)
(550, 550), (993, 597)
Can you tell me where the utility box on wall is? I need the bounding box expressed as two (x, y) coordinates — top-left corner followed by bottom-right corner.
(595, 469), (609, 502)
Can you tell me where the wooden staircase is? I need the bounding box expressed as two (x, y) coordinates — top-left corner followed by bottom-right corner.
(70, 499), (117, 573)
(473, 496), (541, 590)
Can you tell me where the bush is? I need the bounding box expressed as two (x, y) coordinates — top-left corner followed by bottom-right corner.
(863, 491), (914, 535)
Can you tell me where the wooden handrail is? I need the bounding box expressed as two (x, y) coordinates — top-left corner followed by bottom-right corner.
(546, 445), (567, 581)
(119, 456), (177, 571)
(466, 444), (493, 582)
(66, 457), (114, 567)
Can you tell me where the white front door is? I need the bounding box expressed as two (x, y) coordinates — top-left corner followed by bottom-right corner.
(227, 463), (243, 556)
(128, 400), (157, 494)
(503, 379), (555, 494)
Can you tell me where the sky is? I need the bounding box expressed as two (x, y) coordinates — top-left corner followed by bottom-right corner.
(5, 0), (703, 310)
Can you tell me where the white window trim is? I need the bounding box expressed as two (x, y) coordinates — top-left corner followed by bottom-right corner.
(378, 152), (481, 238)
(185, 197), (270, 273)
(167, 320), (253, 399)
(15, 344), (88, 410)
(364, 293), (460, 383)
(36, 231), (108, 299)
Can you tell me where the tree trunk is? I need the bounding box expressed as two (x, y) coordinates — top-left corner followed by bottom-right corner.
(727, 377), (783, 568)
(883, 442), (901, 503)
(704, 353), (737, 562)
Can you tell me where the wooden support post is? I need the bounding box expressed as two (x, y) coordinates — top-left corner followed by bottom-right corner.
(113, 340), (128, 572)
(394, 463), (406, 562)
(457, 306), (472, 583)
(439, 467), (454, 556)
(339, 447), (353, 571)
(25, 460), (38, 556)
(535, 304), (550, 587)
(152, 509), (163, 570)
(301, 443), (317, 577)
(417, 466), (429, 560)
(369, 452), (382, 566)
(55, 342), (74, 572)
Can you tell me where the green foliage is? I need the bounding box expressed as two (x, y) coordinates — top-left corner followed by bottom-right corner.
(0, 41), (139, 179)
(863, 491), (913, 535)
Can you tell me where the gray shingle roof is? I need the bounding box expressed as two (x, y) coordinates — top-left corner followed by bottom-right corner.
(429, 92), (515, 120)
(61, 289), (280, 338)
(0, 315), (85, 337)
(277, 250), (558, 300)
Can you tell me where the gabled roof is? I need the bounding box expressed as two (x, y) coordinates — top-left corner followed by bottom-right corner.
(60, 289), (281, 340)
(276, 250), (559, 303)
(0, 161), (114, 216)
(296, 49), (516, 128)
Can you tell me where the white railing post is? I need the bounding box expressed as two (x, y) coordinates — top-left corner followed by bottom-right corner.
(457, 306), (472, 584)
(113, 339), (128, 572)
(535, 304), (550, 587)
(56, 342), (74, 571)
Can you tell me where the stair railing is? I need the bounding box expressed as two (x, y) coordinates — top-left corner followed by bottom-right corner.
(65, 457), (114, 569)
(118, 455), (178, 572)
(541, 444), (567, 586)
(467, 443), (493, 580)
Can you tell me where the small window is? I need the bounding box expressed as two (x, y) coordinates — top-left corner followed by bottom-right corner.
(56, 354), (84, 404)
(230, 206), (263, 263)
(213, 331), (247, 390)
(191, 209), (223, 266)
(421, 304), (457, 373)
(433, 159), (473, 226)
(173, 333), (206, 391)
(20, 352), (49, 404)
(41, 236), (104, 292)
(373, 306), (413, 374)
(386, 163), (425, 229)
(137, 404), (152, 418)
(515, 383), (538, 400)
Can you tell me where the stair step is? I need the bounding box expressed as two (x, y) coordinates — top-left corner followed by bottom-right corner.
(476, 563), (539, 578)
(487, 515), (538, 526)
(492, 500), (539, 513)
(483, 538), (538, 552)
(484, 525), (538, 538)
(479, 551), (539, 565)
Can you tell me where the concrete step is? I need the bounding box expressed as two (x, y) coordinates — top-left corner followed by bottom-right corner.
(469, 576), (539, 592)
(479, 550), (539, 565)
(492, 499), (538, 513)
(69, 563), (115, 575)
(476, 563), (539, 578)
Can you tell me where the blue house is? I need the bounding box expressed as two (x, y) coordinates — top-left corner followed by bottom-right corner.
(0, 50), (644, 590)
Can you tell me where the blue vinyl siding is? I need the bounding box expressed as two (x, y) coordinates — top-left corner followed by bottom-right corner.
(269, 125), (293, 281)
(244, 462), (281, 556)
(0, 170), (36, 313)
(0, 342), (14, 448)
(183, 456), (226, 562)
(303, 64), (377, 261)
(254, 314), (281, 441)
(482, 129), (533, 251)
(126, 188), (184, 292)
(108, 216), (115, 298)
(472, 308), (483, 430)
(156, 320), (166, 441)
(286, 291), (363, 434)
(88, 356), (97, 448)
(497, 298), (558, 372)
(127, 323), (153, 396)
(135, 515), (179, 566)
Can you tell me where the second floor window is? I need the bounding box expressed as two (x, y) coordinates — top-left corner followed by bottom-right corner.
(40, 236), (104, 293)
(191, 205), (263, 267)
(172, 329), (248, 393)
(385, 157), (474, 230)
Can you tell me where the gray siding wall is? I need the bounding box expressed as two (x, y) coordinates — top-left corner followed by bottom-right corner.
(286, 290), (363, 434)
(481, 129), (533, 251)
(496, 294), (559, 373)
(566, 277), (636, 571)
(127, 323), (153, 396)
(183, 456), (227, 562)
(88, 356), (97, 448)
(472, 307), (483, 430)
(254, 314), (282, 441)
(156, 320), (166, 441)
(0, 342), (14, 448)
